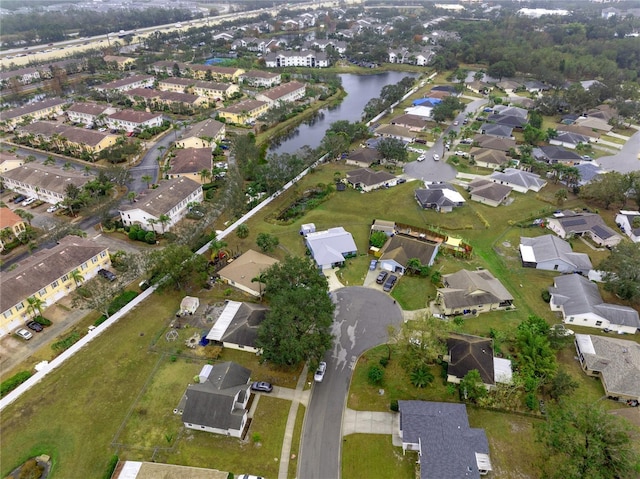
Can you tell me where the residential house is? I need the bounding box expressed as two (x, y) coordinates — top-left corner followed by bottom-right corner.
(472, 135), (516, 152)
(414, 183), (465, 213)
(549, 274), (639, 334)
(264, 50), (328, 68)
(615, 210), (640, 243)
(149, 60), (189, 76)
(524, 80), (549, 94)
(304, 226), (358, 269)
(19, 121), (119, 154)
(0, 207), (26, 252)
(573, 162), (604, 186)
(496, 79), (523, 94)
(546, 210), (622, 247)
(217, 99), (269, 125)
(218, 249), (278, 297)
(480, 123), (513, 139)
(574, 116), (613, 133)
(374, 124), (416, 143)
(574, 334), (640, 402)
(303, 39), (347, 53)
(125, 88), (206, 110)
(205, 300), (268, 353)
(378, 234), (439, 275)
(0, 151), (26, 172)
(436, 269), (514, 316)
(444, 333), (513, 388)
(430, 85), (458, 95)
(1, 163), (93, 205)
(466, 80), (493, 95)
(557, 124), (601, 141)
(118, 177), (203, 233)
(188, 65), (244, 82)
(370, 219), (396, 237)
(167, 148), (212, 184)
(231, 37), (274, 53)
(533, 145), (582, 165)
(93, 75), (154, 93)
(0, 66), (41, 88)
(238, 70), (282, 88)
(345, 148), (382, 168)
(550, 131), (592, 150)
(345, 168), (397, 192)
(255, 81), (306, 106)
(398, 401), (492, 478)
(492, 105), (528, 118)
(469, 148), (509, 170)
(157, 77), (239, 100)
(467, 179), (512, 207)
(66, 102), (116, 126)
(490, 168), (547, 193)
(390, 114), (428, 132)
(177, 362), (251, 438)
(404, 104), (435, 119)
(519, 234), (592, 274)
(103, 55), (136, 70)
(1, 98), (67, 131)
(0, 236), (110, 335)
(176, 119), (226, 149)
(112, 462), (230, 479)
(486, 114), (527, 129)
(106, 110), (163, 133)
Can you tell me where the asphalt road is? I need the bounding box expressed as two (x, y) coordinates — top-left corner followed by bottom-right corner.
(597, 128), (640, 173)
(298, 286), (403, 479)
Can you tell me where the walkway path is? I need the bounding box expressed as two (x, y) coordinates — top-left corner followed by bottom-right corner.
(278, 364), (309, 479)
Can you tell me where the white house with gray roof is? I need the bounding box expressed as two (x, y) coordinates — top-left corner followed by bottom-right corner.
(119, 177), (203, 233)
(176, 361), (251, 438)
(398, 401), (492, 478)
(615, 210), (640, 243)
(575, 334), (640, 402)
(546, 210), (622, 247)
(519, 235), (592, 274)
(489, 168), (546, 193)
(304, 227), (357, 269)
(549, 274), (640, 334)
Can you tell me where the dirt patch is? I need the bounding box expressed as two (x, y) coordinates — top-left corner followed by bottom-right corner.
(5, 455), (52, 479)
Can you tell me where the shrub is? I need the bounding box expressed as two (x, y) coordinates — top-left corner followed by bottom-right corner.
(367, 365), (384, 385)
(136, 228), (146, 241)
(102, 455), (119, 479)
(52, 332), (81, 352)
(34, 315), (52, 326)
(94, 316), (107, 327)
(541, 290), (551, 303)
(107, 291), (138, 316)
(525, 392), (537, 411)
(1, 370), (32, 397)
(379, 357), (389, 368)
(144, 231), (156, 244)
(390, 399), (399, 412)
(170, 355), (177, 362)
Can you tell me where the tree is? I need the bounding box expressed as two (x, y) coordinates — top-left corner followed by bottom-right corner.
(579, 172), (627, 209)
(459, 369), (488, 403)
(369, 230), (388, 248)
(70, 268), (84, 287)
(199, 168), (212, 184)
(146, 243), (208, 290)
(157, 214), (171, 234)
(487, 60), (515, 80)
(256, 232), (279, 252)
(400, 314), (450, 371)
(555, 188), (568, 206)
(368, 365), (384, 385)
(26, 295), (45, 319)
(599, 242), (640, 303)
(127, 191), (137, 203)
(410, 365), (434, 388)
(236, 223), (249, 239)
(537, 402), (639, 479)
(141, 174), (153, 189)
(14, 209), (34, 226)
(256, 256), (335, 366)
(547, 370), (578, 401)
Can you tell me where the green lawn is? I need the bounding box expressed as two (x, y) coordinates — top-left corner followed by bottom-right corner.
(287, 405), (305, 479)
(342, 434), (417, 479)
(391, 274), (437, 311)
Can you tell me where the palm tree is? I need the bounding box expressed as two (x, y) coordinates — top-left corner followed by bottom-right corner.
(199, 168), (212, 184)
(141, 175), (153, 189)
(43, 155), (56, 166)
(251, 272), (267, 299)
(70, 268), (84, 287)
(26, 295), (45, 319)
(15, 209), (34, 226)
(127, 191), (137, 203)
(157, 214), (171, 233)
(62, 161), (72, 171)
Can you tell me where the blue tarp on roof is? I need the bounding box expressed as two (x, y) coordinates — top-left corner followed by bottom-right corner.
(412, 97), (442, 107)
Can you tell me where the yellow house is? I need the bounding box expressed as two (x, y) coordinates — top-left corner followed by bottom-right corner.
(176, 119), (226, 149)
(0, 236), (111, 335)
(0, 207), (26, 252)
(103, 55), (137, 71)
(17, 121), (118, 154)
(0, 151), (26, 172)
(217, 99), (268, 125)
(167, 148), (212, 184)
(1, 98), (67, 131)
(189, 65), (245, 82)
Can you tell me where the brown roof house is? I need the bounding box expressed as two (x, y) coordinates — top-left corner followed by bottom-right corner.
(167, 148), (213, 184)
(345, 148), (382, 168)
(444, 333), (513, 389)
(218, 249), (279, 297)
(176, 361), (251, 438)
(378, 234), (439, 275)
(436, 269), (514, 316)
(345, 168), (397, 192)
(467, 179), (512, 207)
(176, 119), (226, 149)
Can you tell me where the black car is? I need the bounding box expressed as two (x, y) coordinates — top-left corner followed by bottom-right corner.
(251, 381), (273, 393)
(13, 194), (26, 204)
(98, 268), (116, 281)
(383, 275), (398, 292)
(376, 271), (388, 284)
(26, 320), (44, 332)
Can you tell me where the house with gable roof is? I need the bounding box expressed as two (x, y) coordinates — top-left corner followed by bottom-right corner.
(205, 300), (268, 353)
(519, 234), (592, 274)
(378, 234), (439, 275)
(615, 210), (640, 243)
(489, 168), (546, 193)
(0, 207), (26, 252)
(545, 210), (622, 247)
(218, 249), (278, 297)
(398, 401), (493, 478)
(414, 183), (465, 213)
(467, 179), (512, 207)
(436, 269), (514, 316)
(167, 148), (212, 184)
(304, 227), (357, 270)
(177, 361), (251, 438)
(176, 118), (225, 149)
(549, 274), (639, 334)
(345, 168), (397, 192)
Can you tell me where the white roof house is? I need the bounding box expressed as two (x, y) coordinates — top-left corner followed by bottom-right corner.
(304, 227), (357, 269)
(519, 235), (592, 274)
(615, 210), (640, 243)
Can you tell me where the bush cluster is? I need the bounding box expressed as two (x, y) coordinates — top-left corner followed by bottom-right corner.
(1, 370), (32, 397)
(127, 225), (157, 244)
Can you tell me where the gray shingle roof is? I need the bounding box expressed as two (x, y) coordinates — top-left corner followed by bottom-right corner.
(446, 333), (495, 385)
(398, 401), (490, 479)
(119, 177), (201, 218)
(439, 269), (513, 310)
(379, 234), (439, 268)
(519, 235), (592, 271)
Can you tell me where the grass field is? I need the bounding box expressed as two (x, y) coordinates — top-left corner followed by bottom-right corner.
(342, 434), (417, 479)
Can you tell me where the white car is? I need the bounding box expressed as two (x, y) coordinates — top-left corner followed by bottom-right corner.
(47, 204), (59, 213)
(16, 328), (33, 340)
(433, 154), (440, 161)
(453, 120), (459, 126)
(22, 197), (37, 206)
(314, 361), (327, 382)
(417, 155), (425, 162)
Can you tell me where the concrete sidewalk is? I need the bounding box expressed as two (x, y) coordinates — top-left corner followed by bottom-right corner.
(277, 364), (309, 479)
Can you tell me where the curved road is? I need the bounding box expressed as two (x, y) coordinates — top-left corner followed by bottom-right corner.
(298, 287), (403, 479)
(597, 128), (640, 173)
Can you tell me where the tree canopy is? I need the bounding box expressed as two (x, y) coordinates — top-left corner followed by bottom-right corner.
(256, 256), (335, 366)
(599, 242), (640, 304)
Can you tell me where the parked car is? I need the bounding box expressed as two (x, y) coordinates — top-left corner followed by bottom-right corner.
(16, 328), (33, 340)
(453, 120), (459, 126)
(46, 204), (60, 213)
(98, 268), (116, 281)
(22, 197), (37, 206)
(13, 195), (27, 204)
(376, 271), (388, 284)
(237, 475), (264, 479)
(26, 320), (44, 332)
(383, 274), (398, 292)
(397, 178), (407, 184)
(314, 361), (327, 382)
(417, 155), (425, 162)
(433, 154), (440, 161)
(251, 381), (273, 393)
(369, 259), (378, 270)
(454, 150), (467, 157)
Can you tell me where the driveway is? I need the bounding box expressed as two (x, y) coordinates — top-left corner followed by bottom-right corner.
(298, 287), (403, 479)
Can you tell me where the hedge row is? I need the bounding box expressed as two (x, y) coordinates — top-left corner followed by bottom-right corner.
(1, 370), (32, 397)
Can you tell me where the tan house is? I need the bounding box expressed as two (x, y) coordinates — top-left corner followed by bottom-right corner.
(176, 119), (226, 149)
(255, 81), (306, 105)
(103, 55), (136, 70)
(467, 179), (512, 207)
(436, 269), (514, 316)
(469, 147), (509, 170)
(218, 249), (279, 297)
(157, 77), (239, 99)
(0, 235), (111, 336)
(168, 148), (212, 184)
(0, 207), (27, 251)
(217, 99), (269, 125)
(19, 121), (119, 154)
(0, 151), (27, 172)
(189, 65), (244, 82)
(94, 75), (154, 93)
(106, 110), (163, 132)
(1, 98), (67, 131)
(125, 88), (206, 109)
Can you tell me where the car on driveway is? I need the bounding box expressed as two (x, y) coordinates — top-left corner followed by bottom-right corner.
(21, 197), (37, 206)
(16, 328), (33, 340)
(376, 271), (388, 284)
(13, 195), (27, 204)
(314, 361), (327, 382)
(369, 259), (377, 270)
(46, 204), (60, 213)
(26, 320), (44, 332)
(251, 381), (273, 393)
(383, 274), (398, 292)
(237, 475), (264, 479)
(98, 268), (116, 281)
